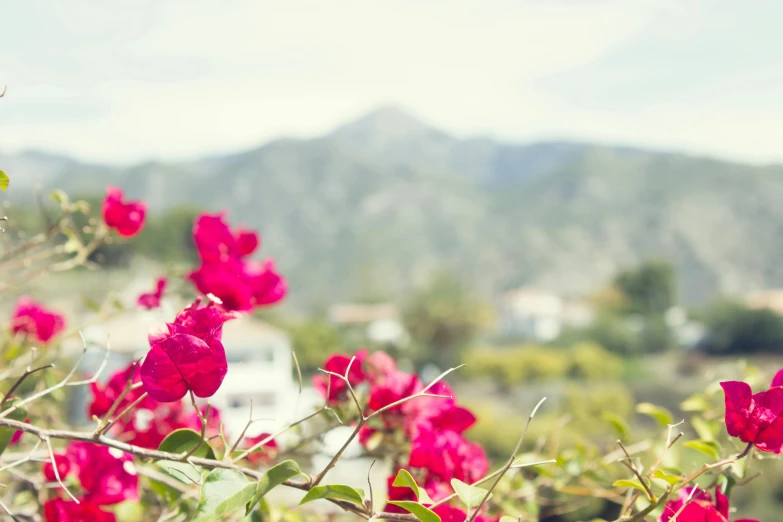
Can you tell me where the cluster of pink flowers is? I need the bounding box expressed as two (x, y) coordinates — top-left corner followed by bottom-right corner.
(140, 297), (237, 403)
(102, 187), (146, 238)
(313, 351), (491, 521)
(89, 360), (220, 448)
(659, 487), (758, 522)
(43, 442), (139, 522)
(187, 213), (286, 312)
(10, 297), (65, 344)
(720, 370), (783, 454)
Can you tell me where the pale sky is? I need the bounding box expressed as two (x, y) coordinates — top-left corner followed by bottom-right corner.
(1, 0), (782, 165)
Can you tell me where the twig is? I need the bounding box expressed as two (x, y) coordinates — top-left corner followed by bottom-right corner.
(99, 392), (148, 435)
(44, 436), (78, 503)
(0, 416), (417, 522)
(95, 360), (139, 435)
(467, 397), (547, 522)
(311, 365), (464, 488)
(0, 363), (55, 409)
(617, 440), (655, 501)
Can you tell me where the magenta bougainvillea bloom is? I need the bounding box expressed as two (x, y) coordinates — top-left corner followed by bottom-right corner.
(244, 433), (279, 466)
(136, 277), (167, 310)
(312, 350), (368, 405)
(90, 362), (186, 448)
(43, 454), (71, 483)
(409, 427), (489, 484)
(44, 498), (117, 522)
(66, 442), (139, 505)
(433, 505), (494, 522)
(187, 212), (286, 311)
(42, 442), (138, 507)
(721, 381), (783, 454)
(10, 296), (66, 344)
(102, 186), (146, 238)
(140, 298), (236, 402)
(659, 487), (758, 522)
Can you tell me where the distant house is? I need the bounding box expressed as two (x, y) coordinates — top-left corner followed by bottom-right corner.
(745, 289), (783, 316)
(327, 302), (409, 346)
(500, 287), (594, 342)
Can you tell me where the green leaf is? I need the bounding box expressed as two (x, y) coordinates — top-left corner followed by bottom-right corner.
(82, 296), (102, 314)
(192, 469), (257, 522)
(635, 403), (674, 426)
(393, 469), (433, 504)
(156, 429), (215, 483)
(691, 416), (715, 442)
(0, 398), (28, 456)
(601, 411), (630, 439)
(299, 484), (365, 507)
(683, 440), (720, 459)
(651, 469), (682, 486)
(680, 394), (710, 412)
(387, 501), (441, 522)
(0, 170), (8, 191)
(450, 478), (491, 510)
(246, 460), (301, 515)
(612, 479), (651, 500)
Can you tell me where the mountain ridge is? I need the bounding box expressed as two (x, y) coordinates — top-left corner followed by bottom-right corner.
(3, 106), (783, 308)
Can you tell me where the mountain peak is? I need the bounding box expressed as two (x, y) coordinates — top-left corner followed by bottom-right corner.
(331, 105), (448, 149)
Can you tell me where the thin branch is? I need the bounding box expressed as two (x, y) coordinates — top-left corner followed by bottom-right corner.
(0, 416), (405, 522)
(467, 397), (546, 522)
(44, 436), (78, 503)
(95, 360), (139, 435)
(0, 363), (55, 409)
(100, 392), (148, 435)
(0, 333), (110, 420)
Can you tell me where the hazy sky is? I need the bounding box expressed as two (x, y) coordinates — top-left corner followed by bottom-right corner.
(1, 0), (782, 164)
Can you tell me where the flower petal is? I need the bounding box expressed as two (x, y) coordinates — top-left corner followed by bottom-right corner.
(720, 381), (755, 442)
(140, 343), (189, 402)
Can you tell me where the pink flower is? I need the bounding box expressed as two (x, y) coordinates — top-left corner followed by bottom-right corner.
(433, 505), (494, 522)
(312, 351), (368, 405)
(188, 258), (286, 312)
(137, 277), (167, 310)
(140, 298), (236, 402)
(192, 213), (259, 263)
(43, 454), (71, 482)
(721, 381), (783, 453)
(660, 487), (758, 522)
(187, 213), (286, 311)
(102, 186), (146, 238)
(244, 433), (279, 466)
(404, 381), (476, 435)
(89, 362), (187, 448)
(45, 442), (138, 506)
(409, 427), (489, 484)
(10, 296), (65, 344)
(44, 498), (116, 522)
(368, 370), (422, 414)
(10, 418), (28, 445)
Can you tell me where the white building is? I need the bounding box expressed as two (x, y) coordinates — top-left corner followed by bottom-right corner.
(500, 287), (594, 342)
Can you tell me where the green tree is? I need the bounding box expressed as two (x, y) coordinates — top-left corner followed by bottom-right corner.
(287, 317), (345, 373)
(699, 299), (783, 355)
(402, 270), (491, 368)
(614, 259), (677, 316)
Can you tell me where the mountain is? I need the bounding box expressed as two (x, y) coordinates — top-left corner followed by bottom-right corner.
(3, 106), (783, 307)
